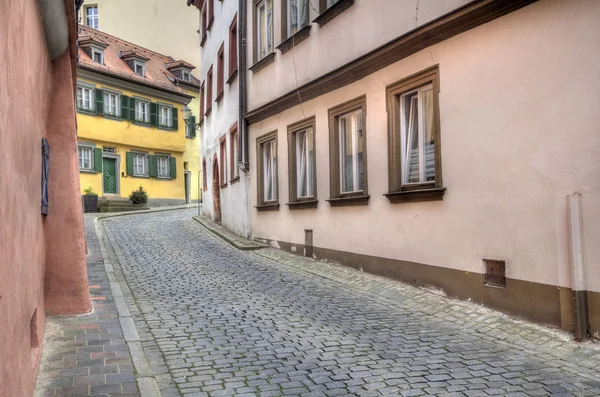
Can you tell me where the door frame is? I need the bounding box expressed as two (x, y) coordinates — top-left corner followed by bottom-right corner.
(102, 153), (121, 196)
(184, 170), (191, 204)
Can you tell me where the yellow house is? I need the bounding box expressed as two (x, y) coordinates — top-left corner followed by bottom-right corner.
(76, 26), (201, 207)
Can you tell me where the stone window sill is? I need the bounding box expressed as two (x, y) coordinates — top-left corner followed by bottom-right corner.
(230, 176), (240, 184)
(384, 187), (446, 203)
(205, 107), (212, 117)
(226, 69), (238, 85)
(220, 182), (228, 189)
(327, 195), (369, 207)
(256, 202), (280, 212)
(215, 91), (224, 103)
(286, 199), (318, 210)
(79, 169), (97, 174)
(314, 0), (354, 27)
(249, 52), (276, 74)
(277, 25), (311, 55)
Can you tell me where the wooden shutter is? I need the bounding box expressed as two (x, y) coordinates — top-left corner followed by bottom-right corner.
(172, 107), (178, 131)
(169, 157), (177, 178)
(150, 103), (158, 126)
(148, 155), (158, 177)
(95, 88), (104, 114)
(190, 116), (196, 138)
(129, 97), (136, 121)
(94, 148), (103, 172)
(126, 152), (134, 175)
(121, 95), (129, 120)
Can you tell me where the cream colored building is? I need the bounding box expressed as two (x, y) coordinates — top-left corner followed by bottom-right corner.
(79, 0), (203, 202)
(245, 0), (600, 339)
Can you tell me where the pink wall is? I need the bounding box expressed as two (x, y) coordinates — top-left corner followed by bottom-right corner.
(0, 1), (90, 396)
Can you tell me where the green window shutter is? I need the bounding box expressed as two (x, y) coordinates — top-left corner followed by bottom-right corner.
(172, 107), (178, 131)
(148, 155), (158, 177)
(169, 157), (177, 179)
(121, 95), (129, 120)
(126, 152), (134, 176)
(94, 148), (103, 172)
(95, 88), (104, 114)
(190, 116), (196, 138)
(129, 97), (136, 121)
(150, 103), (158, 127)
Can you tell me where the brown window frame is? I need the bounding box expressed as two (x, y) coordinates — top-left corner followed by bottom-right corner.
(207, 0), (214, 31)
(327, 95), (369, 207)
(201, 3), (208, 46)
(315, 0), (354, 27)
(219, 135), (227, 188)
(227, 14), (238, 84)
(202, 158), (208, 191)
(255, 130), (279, 211)
(250, 0), (275, 73)
(286, 116), (317, 210)
(199, 81), (205, 125)
(230, 123), (239, 183)
(216, 43), (225, 102)
(279, 0), (311, 53)
(384, 65), (445, 204)
(206, 66), (213, 116)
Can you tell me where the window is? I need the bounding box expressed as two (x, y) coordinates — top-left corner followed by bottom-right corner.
(133, 153), (148, 176)
(208, 0), (214, 30)
(86, 6), (98, 29)
(328, 95), (368, 206)
(78, 146), (93, 171)
(286, 0), (308, 37)
(217, 44), (224, 101)
(182, 70), (191, 82)
(255, 0), (273, 61)
(157, 156), (170, 177)
(76, 85), (94, 111)
(103, 91), (120, 117)
(92, 48), (104, 64)
(230, 124), (239, 181)
(201, 4), (207, 46)
(385, 66), (444, 203)
(288, 117), (316, 206)
(220, 137), (227, 187)
(228, 15), (238, 80)
(159, 105), (172, 127)
(206, 66), (213, 115)
(200, 82), (205, 121)
(186, 115), (196, 138)
(316, 0), (353, 27)
(202, 158), (208, 191)
(135, 99), (150, 123)
(256, 131), (278, 209)
(327, 0), (339, 7)
(134, 61), (145, 77)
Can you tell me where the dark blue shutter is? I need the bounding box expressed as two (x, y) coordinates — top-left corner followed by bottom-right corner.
(41, 138), (49, 215)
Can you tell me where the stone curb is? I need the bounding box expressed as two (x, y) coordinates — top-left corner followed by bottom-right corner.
(93, 217), (162, 397)
(192, 215), (267, 251)
(94, 204), (201, 220)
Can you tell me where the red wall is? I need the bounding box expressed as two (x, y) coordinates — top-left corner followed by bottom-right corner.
(0, 1), (90, 396)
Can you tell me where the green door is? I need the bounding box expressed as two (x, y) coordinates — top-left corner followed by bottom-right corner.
(102, 157), (118, 194)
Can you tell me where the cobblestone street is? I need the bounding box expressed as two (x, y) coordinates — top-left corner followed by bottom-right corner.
(97, 209), (600, 397)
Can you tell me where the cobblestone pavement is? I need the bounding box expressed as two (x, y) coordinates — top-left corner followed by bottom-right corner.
(35, 215), (139, 397)
(101, 209), (600, 397)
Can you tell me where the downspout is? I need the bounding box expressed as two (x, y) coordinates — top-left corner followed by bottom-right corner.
(238, 0), (249, 172)
(568, 193), (589, 341)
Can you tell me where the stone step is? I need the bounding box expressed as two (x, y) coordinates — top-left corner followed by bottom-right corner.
(98, 206), (149, 213)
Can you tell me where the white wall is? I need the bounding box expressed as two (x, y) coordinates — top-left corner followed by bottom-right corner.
(199, 0), (251, 237)
(248, 0), (600, 291)
(245, 0), (471, 109)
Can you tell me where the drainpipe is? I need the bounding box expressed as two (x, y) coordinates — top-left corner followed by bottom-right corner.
(238, 0), (249, 172)
(568, 192), (589, 341)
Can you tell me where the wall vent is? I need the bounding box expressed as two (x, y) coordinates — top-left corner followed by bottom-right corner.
(103, 146), (116, 154)
(483, 259), (506, 288)
(305, 229), (313, 257)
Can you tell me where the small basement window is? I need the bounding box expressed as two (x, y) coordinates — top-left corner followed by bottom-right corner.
(483, 259), (506, 288)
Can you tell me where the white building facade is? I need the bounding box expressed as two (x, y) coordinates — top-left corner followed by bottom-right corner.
(244, 0), (600, 339)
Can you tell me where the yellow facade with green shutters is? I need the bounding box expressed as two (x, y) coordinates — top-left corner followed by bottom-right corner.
(76, 73), (196, 205)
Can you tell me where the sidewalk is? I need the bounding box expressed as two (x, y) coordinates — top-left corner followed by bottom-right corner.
(34, 215), (138, 397)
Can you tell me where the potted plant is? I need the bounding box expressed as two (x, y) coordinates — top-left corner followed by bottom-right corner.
(129, 185), (149, 206)
(82, 186), (99, 213)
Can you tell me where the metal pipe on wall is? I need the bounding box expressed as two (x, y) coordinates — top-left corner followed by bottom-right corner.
(238, 0), (249, 172)
(568, 192), (589, 341)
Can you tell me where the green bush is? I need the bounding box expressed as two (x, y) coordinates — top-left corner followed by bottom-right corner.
(129, 185), (148, 205)
(83, 186), (97, 196)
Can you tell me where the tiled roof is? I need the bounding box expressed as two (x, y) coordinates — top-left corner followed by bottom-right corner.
(78, 25), (200, 94)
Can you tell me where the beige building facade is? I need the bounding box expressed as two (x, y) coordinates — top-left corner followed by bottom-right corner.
(245, 0), (600, 338)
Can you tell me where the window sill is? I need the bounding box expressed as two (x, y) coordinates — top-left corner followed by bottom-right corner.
(230, 176), (240, 184)
(201, 34), (207, 47)
(207, 16), (214, 31)
(286, 199), (318, 210)
(249, 52), (275, 74)
(220, 182), (228, 189)
(277, 25), (311, 55)
(79, 169), (97, 174)
(102, 113), (121, 121)
(77, 108), (96, 115)
(215, 90), (224, 103)
(327, 194), (369, 207)
(226, 69), (238, 85)
(156, 176), (173, 180)
(384, 187), (446, 203)
(158, 126), (175, 131)
(199, 117), (204, 127)
(205, 107), (212, 117)
(256, 202), (280, 212)
(314, 0), (354, 27)
(132, 174), (150, 179)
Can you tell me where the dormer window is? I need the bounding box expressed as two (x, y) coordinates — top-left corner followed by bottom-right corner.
(92, 48), (104, 64)
(134, 61), (145, 77)
(182, 70), (191, 82)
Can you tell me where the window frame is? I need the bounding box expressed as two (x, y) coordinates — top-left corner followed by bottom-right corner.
(219, 135), (228, 188)
(158, 104), (173, 128)
(256, 130), (279, 211)
(216, 43), (225, 102)
(327, 95), (369, 207)
(385, 65), (444, 203)
(228, 14), (238, 83)
(102, 89), (120, 118)
(287, 116), (317, 209)
(134, 98), (150, 124)
(78, 145), (94, 172)
(254, 0), (274, 63)
(201, 3), (208, 46)
(282, 0), (309, 39)
(85, 5), (98, 29)
(133, 60), (146, 77)
(199, 81), (205, 124)
(315, 0), (354, 27)
(206, 66), (213, 115)
(76, 84), (95, 112)
(156, 154), (171, 178)
(207, 0), (215, 30)
(230, 123), (239, 183)
(132, 152), (149, 177)
(202, 158), (208, 191)
(91, 48), (104, 64)
(181, 70), (191, 82)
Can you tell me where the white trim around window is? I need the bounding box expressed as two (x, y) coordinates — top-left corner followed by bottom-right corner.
(133, 153), (148, 176)
(135, 99), (150, 123)
(338, 109), (364, 194)
(86, 5), (98, 29)
(103, 90), (120, 117)
(158, 104), (172, 128)
(76, 84), (95, 112)
(78, 145), (94, 171)
(157, 155), (170, 178)
(134, 60), (146, 77)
